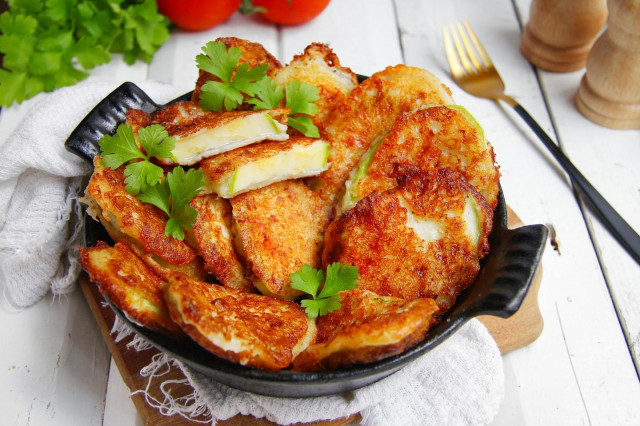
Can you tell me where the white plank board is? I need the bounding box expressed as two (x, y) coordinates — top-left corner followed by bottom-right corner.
(0, 290), (110, 425)
(515, 0), (640, 401)
(279, 0), (403, 74)
(519, 23), (640, 374)
(395, 0), (640, 424)
(104, 358), (143, 426)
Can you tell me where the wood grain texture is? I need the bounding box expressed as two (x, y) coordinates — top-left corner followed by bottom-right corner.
(520, 0), (607, 72)
(576, 0), (640, 128)
(81, 206), (542, 426)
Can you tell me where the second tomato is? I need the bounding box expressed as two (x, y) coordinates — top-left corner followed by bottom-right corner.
(157, 0), (241, 31)
(252, 0), (331, 25)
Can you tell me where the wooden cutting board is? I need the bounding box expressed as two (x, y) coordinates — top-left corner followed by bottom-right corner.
(81, 207), (543, 426)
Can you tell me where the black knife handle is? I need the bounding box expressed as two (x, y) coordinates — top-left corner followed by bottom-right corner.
(512, 103), (640, 265)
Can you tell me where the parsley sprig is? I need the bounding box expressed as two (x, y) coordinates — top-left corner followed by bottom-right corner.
(197, 41), (269, 112)
(195, 41), (321, 138)
(98, 123), (203, 241)
(100, 124), (174, 194)
(290, 263), (359, 318)
(137, 167), (204, 240)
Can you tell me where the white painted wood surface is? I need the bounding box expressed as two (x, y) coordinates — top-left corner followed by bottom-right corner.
(1, 0), (639, 424)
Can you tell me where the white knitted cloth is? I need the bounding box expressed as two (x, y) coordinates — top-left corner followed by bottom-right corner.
(0, 81), (505, 424)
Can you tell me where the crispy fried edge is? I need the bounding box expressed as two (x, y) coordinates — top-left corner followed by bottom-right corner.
(292, 291), (439, 371)
(79, 241), (184, 338)
(163, 272), (316, 370)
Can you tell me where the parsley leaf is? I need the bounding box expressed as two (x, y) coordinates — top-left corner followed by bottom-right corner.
(196, 41), (268, 112)
(285, 80), (320, 137)
(136, 180), (170, 215)
(320, 263), (359, 298)
(100, 124), (145, 169)
(288, 115), (320, 138)
(99, 123), (174, 194)
(290, 263), (359, 318)
(196, 41), (242, 84)
(285, 80), (319, 116)
(232, 62), (269, 96)
(137, 167), (204, 241)
(122, 160), (165, 195)
(137, 124), (175, 159)
(247, 76), (285, 110)
(200, 80), (244, 112)
(99, 122), (203, 240)
(290, 264), (325, 296)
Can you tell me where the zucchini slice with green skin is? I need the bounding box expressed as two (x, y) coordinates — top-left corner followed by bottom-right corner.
(338, 104), (499, 214)
(201, 137), (330, 198)
(126, 102), (291, 166)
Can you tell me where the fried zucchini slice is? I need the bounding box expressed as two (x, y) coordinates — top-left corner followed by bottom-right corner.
(189, 194), (252, 292)
(339, 105), (500, 214)
(311, 64), (455, 204)
(272, 42), (358, 128)
(324, 169), (493, 311)
(83, 158), (202, 276)
(231, 180), (331, 300)
(126, 102), (289, 166)
(200, 137), (330, 198)
(192, 37), (282, 104)
(79, 242), (183, 338)
(293, 290), (439, 371)
(164, 272), (316, 370)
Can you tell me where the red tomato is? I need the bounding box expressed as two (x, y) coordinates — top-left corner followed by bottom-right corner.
(252, 0), (331, 25)
(157, 0), (242, 31)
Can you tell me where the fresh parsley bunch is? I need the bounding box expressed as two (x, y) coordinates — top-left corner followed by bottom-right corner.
(99, 123), (204, 241)
(290, 263), (359, 318)
(0, 0), (170, 107)
(196, 41), (321, 138)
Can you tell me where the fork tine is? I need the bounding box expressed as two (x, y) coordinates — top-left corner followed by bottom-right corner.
(456, 22), (482, 71)
(443, 25), (465, 79)
(462, 21), (493, 69)
(450, 24), (474, 74)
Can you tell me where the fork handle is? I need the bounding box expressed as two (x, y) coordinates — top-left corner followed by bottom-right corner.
(511, 102), (640, 265)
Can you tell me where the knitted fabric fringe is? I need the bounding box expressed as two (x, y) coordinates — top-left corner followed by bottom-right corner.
(109, 314), (213, 424)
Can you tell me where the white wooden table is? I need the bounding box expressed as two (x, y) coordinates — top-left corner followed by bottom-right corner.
(2, 0), (640, 424)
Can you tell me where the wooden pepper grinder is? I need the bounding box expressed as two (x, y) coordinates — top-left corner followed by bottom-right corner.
(576, 0), (640, 129)
(521, 0), (608, 72)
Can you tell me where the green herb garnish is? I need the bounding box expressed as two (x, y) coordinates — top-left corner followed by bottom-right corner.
(99, 123), (204, 241)
(99, 124), (174, 194)
(247, 76), (285, 110)
(137, 167), (204, 241)
(196, 41), (269, 112)
(290, 263), (359, 318)
(195, 41), (321, 138)
(285, 80), (320, 138)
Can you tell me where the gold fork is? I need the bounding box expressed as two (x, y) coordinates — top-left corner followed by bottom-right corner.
(444, 21), (640, 265)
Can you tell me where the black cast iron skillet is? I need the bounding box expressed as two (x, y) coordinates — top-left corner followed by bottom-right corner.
(66, 81), (548, 398)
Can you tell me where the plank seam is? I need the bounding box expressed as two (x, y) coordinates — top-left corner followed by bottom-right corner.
(555, 302), (593, 426)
